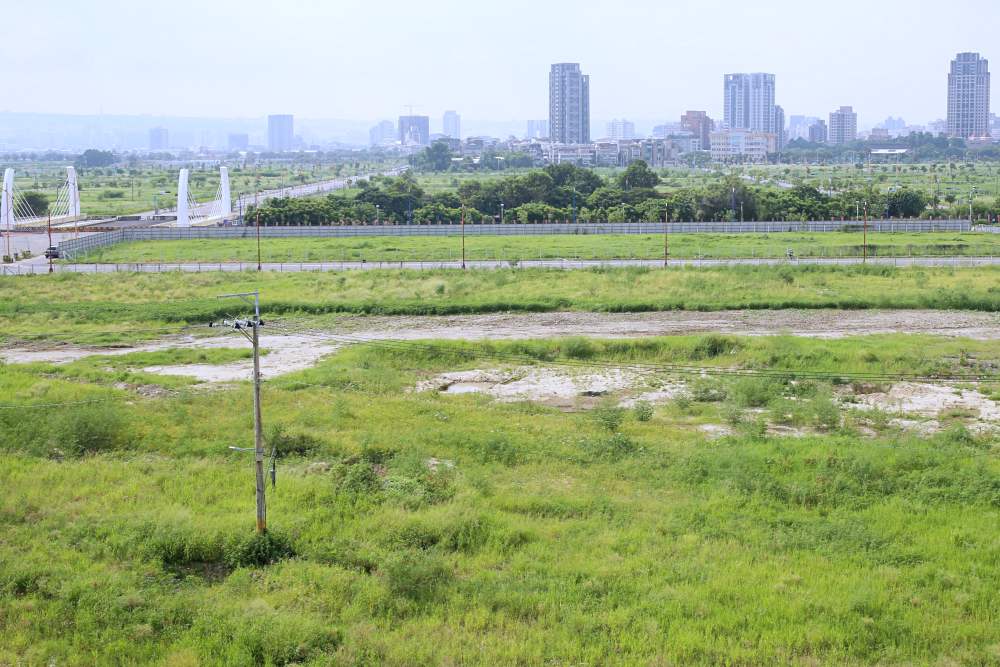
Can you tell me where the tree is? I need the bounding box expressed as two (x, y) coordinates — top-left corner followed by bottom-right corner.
(617, 160), (660, 189)
(75, 149), (116, 169)
(886, 189), (927, 218)
(22, 192), (49, 217)
(413, 141), (453, 172)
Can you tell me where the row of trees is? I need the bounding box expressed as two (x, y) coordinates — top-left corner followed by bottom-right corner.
(249, 162), (1000, 226)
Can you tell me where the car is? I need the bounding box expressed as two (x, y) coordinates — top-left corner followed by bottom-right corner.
(44, 246), (60, 259)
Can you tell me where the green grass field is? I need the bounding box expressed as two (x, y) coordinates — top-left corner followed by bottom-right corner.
(73, 231), (1000, 264)
(2, 333), (999, 664)
(2, 264), (1000, 343)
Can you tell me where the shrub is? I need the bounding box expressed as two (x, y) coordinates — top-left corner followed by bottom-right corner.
(383, 550), (452, 602)
(593, 402), (625, 432)
(584, 432), (640, 461)
(267, 424), (325, 456)
(224, 530), (295, 568)
(633, 400), (654, 422)
(51, 404), (131, 456)
(689, 378), (727, 402)
(730, 377), (783, 408)
(340, 462), (381, 495)
(692, 334), (741, 359)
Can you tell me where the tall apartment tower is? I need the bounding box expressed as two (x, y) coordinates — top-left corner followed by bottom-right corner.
(398, 116), (430, 146)
(808, 119), (828, 144)
(723, 73), (776, 133)
(526, 120), (549, 139)
(549, 63), (590, 144)
(828, 106), (857, 144)
(773, 105), (786, 150)
(149, 127), (168, 151)
(442, 110), (461, 139)
(267, 114), (294, 152)
(947, 52), (990, 139)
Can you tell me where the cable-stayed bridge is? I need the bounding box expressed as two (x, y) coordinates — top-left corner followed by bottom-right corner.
(1, 167), (82, 231)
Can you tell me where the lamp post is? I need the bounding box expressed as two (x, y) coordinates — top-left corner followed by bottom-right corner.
(500, 201), (505, 225)
(375, 204), (380, 225)
(969, 187), (977, 223)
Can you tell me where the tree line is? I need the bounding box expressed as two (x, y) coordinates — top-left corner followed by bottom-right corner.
(248, 161), (1000, 226)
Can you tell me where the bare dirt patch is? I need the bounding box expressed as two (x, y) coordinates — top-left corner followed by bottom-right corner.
(415, 366), (683, 410)
(852, 381), (1000, 434)
(335, 309), (1000, 341)
(1, 334), (340, 383)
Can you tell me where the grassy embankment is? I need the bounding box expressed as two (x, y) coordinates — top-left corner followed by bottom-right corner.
(1, 264), (998, 343)
(1, 334), (999, 664)
(72, 232), (1000, 264)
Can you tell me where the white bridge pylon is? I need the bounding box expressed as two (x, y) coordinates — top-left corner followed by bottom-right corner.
(1, 167), (82, 231)
(174, 166), (233, 227)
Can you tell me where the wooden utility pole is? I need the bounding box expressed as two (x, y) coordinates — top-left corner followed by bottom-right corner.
(251, 320), (265, 532)
(213, 291), (267, 533)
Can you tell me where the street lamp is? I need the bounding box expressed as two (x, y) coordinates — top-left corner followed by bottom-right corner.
(500, 201), (505, 225)
(375, 204), (380, 225)
(969, 187), (977, 223)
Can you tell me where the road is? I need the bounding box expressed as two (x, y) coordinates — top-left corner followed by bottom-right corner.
(5, 255), (1000, 275)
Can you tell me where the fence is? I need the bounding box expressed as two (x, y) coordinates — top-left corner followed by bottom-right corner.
(6, 255), (999, 276)
(56, 219), (974, 259)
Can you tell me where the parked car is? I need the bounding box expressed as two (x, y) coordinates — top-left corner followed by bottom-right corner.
(44, 246), (60, 259)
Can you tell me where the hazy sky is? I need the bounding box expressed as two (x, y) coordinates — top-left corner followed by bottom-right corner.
(8, 0), (997, 127)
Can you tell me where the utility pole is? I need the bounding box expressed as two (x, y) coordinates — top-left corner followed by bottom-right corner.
(862, 200), (868, 264)
(212, 291), (268, 534)
(663, 210), (669, 269)
(256, 208), (262, 271)
(461, 205), (466, 269)
(47, 213), (53, 274)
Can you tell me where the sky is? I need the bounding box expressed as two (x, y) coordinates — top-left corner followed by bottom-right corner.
(6, 0), (997, 130)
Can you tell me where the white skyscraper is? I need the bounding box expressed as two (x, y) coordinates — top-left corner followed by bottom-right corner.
(947, 52), (990, 139)
(442, 110), (461, 139)
(549, 63), (590, 144)
(723, 73), (776, 134)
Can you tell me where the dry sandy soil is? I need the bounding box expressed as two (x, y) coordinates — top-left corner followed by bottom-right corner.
(3, 309), (998, 388)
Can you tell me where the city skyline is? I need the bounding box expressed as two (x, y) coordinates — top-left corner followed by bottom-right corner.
(2, 0), (995, 127)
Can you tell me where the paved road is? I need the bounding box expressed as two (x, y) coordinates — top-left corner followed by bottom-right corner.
(5, 255), (1000, 275)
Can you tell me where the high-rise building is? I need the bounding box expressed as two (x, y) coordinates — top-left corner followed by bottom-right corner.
(267, 114), (294, 152)
(808, 119), (828, 144)
(549, 63), (590, 144)
(149, 127), (168, 151)
(680, 111), (714, 150)
(442, 111), (461, 139)
(828, 106), (857, 144)
(526, 120), (549, 139)
(398, 116), (430, 146)
(369, 120), (395, 146)
(773, 105), (786, 150)
(227, 133), (249, 151)
(723, 73), (776, 133)
(606, 119), (635, 140)
(947, 52), (990, 139)
(788, 115), (819, 141)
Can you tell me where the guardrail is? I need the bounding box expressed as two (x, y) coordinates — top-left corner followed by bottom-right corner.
(56, 219), (974, 260)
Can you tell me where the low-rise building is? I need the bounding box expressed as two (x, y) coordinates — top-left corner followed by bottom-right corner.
(709, 129), (776, 162)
